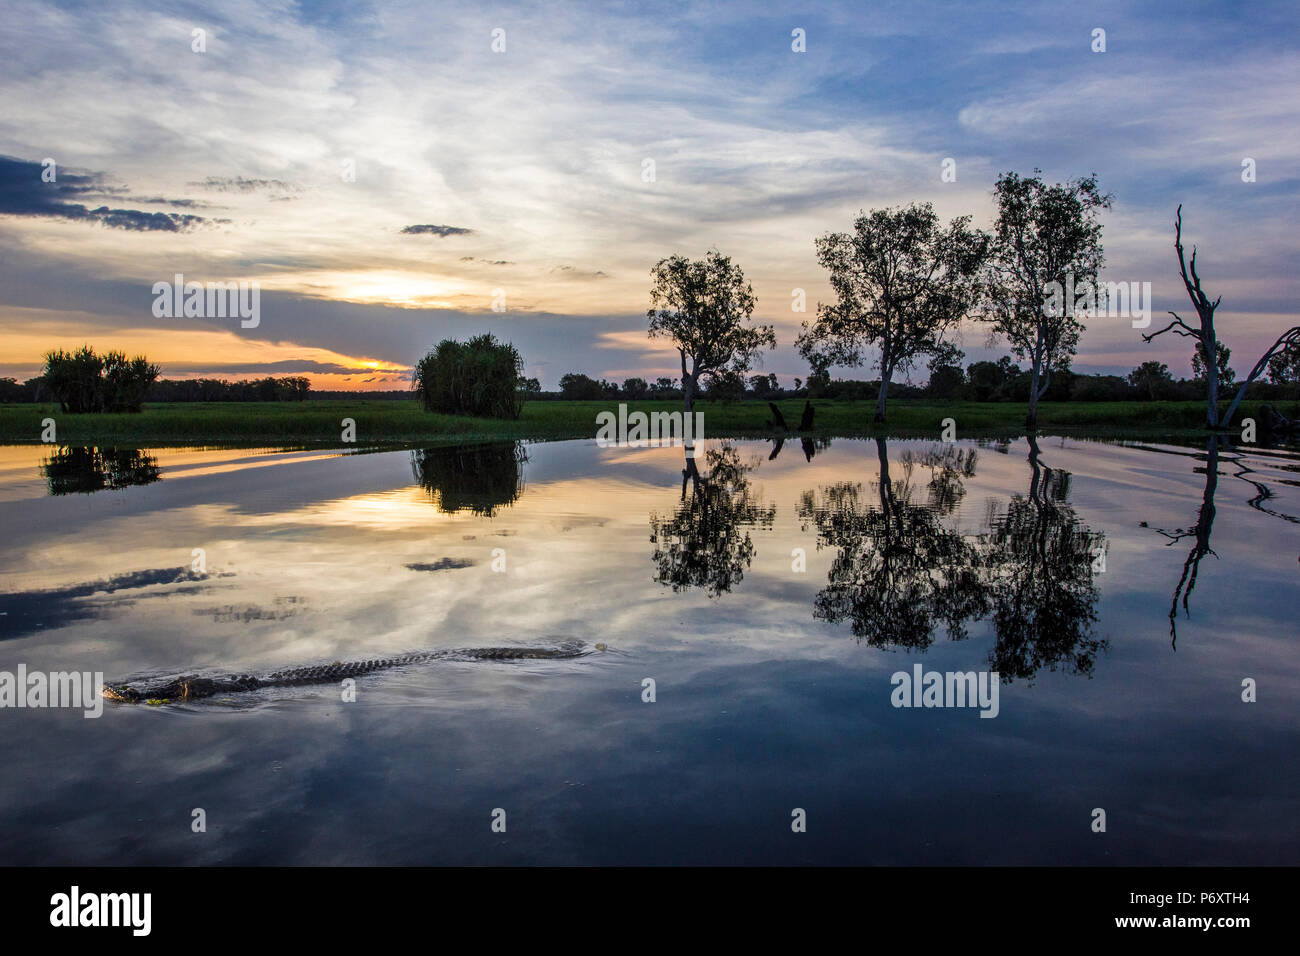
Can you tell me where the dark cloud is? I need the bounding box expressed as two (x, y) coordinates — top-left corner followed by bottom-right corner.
(401, 224), (473, 237)
(405, 559), (475, 572)
(0, 566), (222, 641)
(190, 176), (299, 193)
(460, 256), (513, 265)
(551, 265), (608, 278)
(0, 155), (208, 231)
(132, 196), (214, 209)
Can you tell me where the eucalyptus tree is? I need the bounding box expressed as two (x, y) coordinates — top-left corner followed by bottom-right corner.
(797, 203), (988, 423)
(982, 170), (1111, 429)
(647, 251), (775, 413)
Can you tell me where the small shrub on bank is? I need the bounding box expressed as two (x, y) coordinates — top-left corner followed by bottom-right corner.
(412, 334), (525, 419)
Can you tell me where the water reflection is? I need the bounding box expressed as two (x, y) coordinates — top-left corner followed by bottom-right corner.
(798, 438), (988, 650)
(2, 436), (1297, 864)
(979, 435), (1107, 680)
(410, 442), (527, 516)
(1149, 437), (1220, 645)
(768, 435), (830, 463)
(649, 443), (776, 597)
(795, 435), (1107, 680)
(1145, 435), (1299, 645)
(41, 446), (161, 495)
(0, 566), (214, 640)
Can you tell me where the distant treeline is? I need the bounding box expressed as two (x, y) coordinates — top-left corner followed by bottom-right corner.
(1, 374), (311, 404)
(9, 356), (1297, 408)
(148, 376), (310, 402)
(533, 361), (1300, 404)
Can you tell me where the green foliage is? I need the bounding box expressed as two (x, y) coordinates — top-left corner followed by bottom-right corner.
(1128, 361), (1174, 400)
(1192, 341), (1235, 387)
(621, 377), (650, 400)
(748, 373), (780, 398)
(926, 364), (965, 399)
(558, 372), (618, 400)
(982, 170), (1111, 409)
(647, 250), (774, 406)
(797, 203), (988, 391)
(1069, 374), (1131, 402)
(1267, 346), (1300, 385)
(42, 346), (159, 413)
(412, 334), (525, 419)
(649, 377), (680, 400)
(4, 397), (1287, 445)
(966, 357), (1022, 402)
(706, 369), (748, 402)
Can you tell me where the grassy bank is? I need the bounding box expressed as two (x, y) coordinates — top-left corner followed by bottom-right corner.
(2, 397), (1290, 445)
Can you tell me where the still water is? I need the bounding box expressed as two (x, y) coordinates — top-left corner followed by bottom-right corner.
(0, 435), (1296, 864)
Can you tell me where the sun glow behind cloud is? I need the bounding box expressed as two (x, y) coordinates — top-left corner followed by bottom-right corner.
(0, 307), (409, 388)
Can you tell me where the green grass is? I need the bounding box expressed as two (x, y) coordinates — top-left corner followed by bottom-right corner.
(2, 397), (1289, 445)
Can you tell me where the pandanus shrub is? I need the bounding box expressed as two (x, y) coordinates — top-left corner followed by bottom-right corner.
(412, 334), (525, 419)
(43, 346), (159, 412)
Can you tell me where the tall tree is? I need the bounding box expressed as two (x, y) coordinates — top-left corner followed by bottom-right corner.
(797, 203), (988, 423)
(647, 251), (774, 413)
(983, 170), (1111, 429)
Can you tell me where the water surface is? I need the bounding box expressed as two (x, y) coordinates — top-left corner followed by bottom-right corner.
(0, 435), (1296, 864)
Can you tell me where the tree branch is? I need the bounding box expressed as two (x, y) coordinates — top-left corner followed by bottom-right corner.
(1220, 325), (1300, 425)
(1141, 312), (1200, 343)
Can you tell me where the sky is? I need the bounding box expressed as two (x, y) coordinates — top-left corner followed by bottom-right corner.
(1, 0), (1297, 390)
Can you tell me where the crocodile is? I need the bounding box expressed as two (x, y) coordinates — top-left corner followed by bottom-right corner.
(102, 641), (595, 704)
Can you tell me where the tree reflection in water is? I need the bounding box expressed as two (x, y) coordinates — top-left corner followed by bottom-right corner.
(650, 443), (776, 598)
(42, 446), (162, 495)
(1148, 436), (1220, 646)
(798, 435), (1108, 681)
(410, 442), (527, 516)
(978, 435), (1107, 680)
(798, 438), (988, 650)
(1144, 435), (1297, 647)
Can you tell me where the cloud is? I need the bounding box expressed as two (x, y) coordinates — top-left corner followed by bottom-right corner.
(159, 360), (407, 377)
(189, 176), (300, 193)
(132, 196), (215, 208)
(401, 224), (474, 237)
(552, 265), (609, 278)
(0, 155), (208, 231)
(0, 0), (1297, 385)
(406, 559), (476, 572)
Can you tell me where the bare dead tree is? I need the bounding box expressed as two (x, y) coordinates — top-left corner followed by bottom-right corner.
(1220, 326), (1300, 427)
(1148, 436), (1219, 647)
(1141, 206), (1224, 427)
(1144, 206), (1300, 429)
